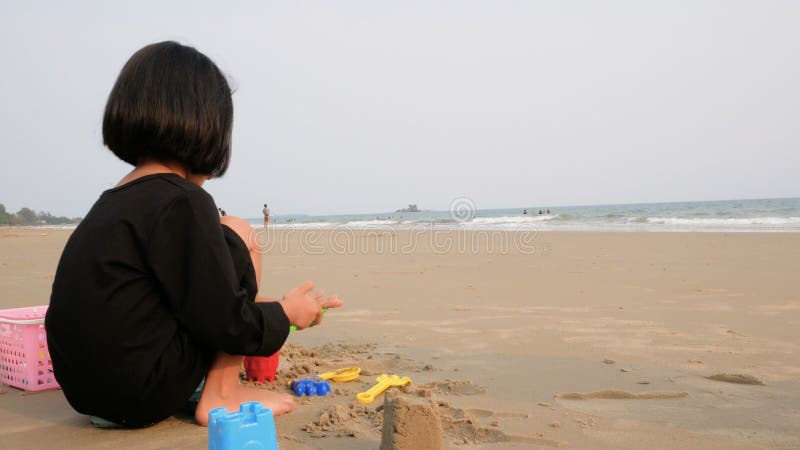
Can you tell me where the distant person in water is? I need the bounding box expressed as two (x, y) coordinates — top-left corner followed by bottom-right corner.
(523, 209), (528, 215)
(546, 209), (550, 214)
(263, 204), (270, 227)
(538, 209), (543, 215)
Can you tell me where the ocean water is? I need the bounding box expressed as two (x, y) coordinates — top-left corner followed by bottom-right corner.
(250, 197), (800, 232)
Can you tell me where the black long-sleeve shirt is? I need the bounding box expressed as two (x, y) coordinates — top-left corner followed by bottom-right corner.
(45, 173), (289, 426)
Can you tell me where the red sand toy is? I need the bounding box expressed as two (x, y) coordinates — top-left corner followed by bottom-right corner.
(243, 351), (280, 382)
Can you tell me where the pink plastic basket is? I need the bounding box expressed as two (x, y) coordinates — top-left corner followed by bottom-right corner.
(0, 305), (60, 391)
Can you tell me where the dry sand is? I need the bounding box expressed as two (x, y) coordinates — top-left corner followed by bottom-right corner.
(1, 228), (799, 449)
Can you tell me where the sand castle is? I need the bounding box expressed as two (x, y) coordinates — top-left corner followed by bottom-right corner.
(380, 390), (443, 450)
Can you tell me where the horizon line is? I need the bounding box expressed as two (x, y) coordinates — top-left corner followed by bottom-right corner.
(258, 195), (800, 219)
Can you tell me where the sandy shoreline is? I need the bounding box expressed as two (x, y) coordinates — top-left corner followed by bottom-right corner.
(1, 228), (799, 449)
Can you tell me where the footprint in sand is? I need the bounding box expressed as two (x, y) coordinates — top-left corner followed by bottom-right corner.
(461, 408), (528, 419)
(707, 373), (765, 386)
(417, 380), (487, 396)
(555, 390), (688, 400)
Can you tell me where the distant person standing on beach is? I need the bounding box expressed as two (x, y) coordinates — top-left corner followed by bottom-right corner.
(263, 204), (270, 227)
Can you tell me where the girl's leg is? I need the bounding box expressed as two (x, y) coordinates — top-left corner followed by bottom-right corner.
(220, 215), (262, 286)
(194, 216), (294, 426)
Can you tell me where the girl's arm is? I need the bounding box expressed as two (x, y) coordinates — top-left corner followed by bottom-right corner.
(149, 189), (290, 356)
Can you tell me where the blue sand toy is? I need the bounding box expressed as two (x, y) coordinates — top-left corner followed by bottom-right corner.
(289, 377), (331, 397)
(208, 402), (278, 450)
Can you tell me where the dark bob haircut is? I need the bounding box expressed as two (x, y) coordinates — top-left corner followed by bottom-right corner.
(103, 41), (233, 177)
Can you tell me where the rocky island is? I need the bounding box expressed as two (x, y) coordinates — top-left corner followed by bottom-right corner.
(396, 204), (420, 213)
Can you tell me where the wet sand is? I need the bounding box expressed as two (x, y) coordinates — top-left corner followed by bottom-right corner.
(1, 228), (799, 449)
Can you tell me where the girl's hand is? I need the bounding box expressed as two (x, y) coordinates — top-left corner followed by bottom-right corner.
(279, 281), (343, 329)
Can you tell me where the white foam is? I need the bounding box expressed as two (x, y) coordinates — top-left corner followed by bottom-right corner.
(255, 213), (800, 232)
(646, 216), (800, 226)
(469, 215), (556, 224)
(343, 219), (398, 227)
(17, 225), (79, 230)
(269, 222), (332, 229)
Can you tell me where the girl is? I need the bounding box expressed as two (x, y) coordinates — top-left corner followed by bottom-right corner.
(45, 41), (343, 427)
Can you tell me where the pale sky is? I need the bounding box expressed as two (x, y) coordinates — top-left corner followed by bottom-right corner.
(1, 1), (798, 218)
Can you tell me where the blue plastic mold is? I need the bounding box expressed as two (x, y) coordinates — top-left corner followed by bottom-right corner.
(208, 401), (278, 450)
(289, 377), (331, 397)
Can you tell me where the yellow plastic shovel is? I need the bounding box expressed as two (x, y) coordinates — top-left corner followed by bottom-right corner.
(356, 374), (412, 404)
(318, 367), (361, 382)
(286, 367), (362, 388)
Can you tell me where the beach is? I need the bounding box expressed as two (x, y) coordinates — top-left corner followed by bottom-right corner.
(1, 228), (799, 449)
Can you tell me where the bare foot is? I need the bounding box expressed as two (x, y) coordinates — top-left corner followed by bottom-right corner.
(195, 383), (295, 426)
